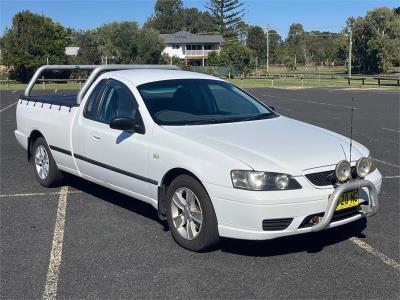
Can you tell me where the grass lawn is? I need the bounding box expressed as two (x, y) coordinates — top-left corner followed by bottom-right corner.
(0, 82), (82, 91)
(255, 65), (347, 74)
(1, 77), (398, 91)
(228, 77), (399, 89)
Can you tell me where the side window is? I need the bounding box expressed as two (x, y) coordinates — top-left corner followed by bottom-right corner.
(208, 84), (257, 114)
(98, 80), (139, 124)
(84, 79), (106, 120)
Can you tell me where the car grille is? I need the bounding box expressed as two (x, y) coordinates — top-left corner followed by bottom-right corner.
(262, 218), (293, 231)
(305, 167), (357, 186)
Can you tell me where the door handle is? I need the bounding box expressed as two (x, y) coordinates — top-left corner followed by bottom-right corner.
(90, 135), (101, 141)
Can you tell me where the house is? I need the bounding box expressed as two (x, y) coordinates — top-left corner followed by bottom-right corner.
(160, 31), (224, 66)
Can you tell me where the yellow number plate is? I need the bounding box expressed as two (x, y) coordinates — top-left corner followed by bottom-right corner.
(336, 190), (360, 211)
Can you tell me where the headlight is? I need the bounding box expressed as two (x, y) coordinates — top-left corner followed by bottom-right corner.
(335, 160), (351, 182)
(231, 170), (302, 191)
(356, 156), (372, 178)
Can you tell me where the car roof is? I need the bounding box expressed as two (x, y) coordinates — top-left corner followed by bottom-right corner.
(105, 69), (224, 86)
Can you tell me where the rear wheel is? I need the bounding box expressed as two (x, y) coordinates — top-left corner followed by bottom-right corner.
(32, 137), (63, 187)
(166, 174), (219, 251)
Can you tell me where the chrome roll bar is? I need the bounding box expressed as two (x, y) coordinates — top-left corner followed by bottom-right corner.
(24, 64), (180, 104)
(310, 179), (379, 232)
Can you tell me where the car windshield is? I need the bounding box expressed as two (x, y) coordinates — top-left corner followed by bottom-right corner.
(137, 79), (276, 125)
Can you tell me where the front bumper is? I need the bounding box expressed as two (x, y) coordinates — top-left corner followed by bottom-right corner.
(207, 169), (381, 240)
(309, 179), (378, 232)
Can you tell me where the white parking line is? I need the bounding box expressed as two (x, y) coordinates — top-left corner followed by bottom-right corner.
(372, 158), (400, 168)
(43, 186), (69, 300)
(0, 190), (81, 198)
(350, 237), (400, 272)
(11, 90), (17, 94)
(382, 128), (400, 133)
(0, 101), (17, 113)
(262, 94), (360, 109)
(383, 175), (400, 179)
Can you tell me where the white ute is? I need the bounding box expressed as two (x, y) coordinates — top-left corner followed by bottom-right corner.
(15, 65), (382, 251)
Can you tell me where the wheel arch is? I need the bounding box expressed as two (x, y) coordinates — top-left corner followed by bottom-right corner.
(27, 130), (45, 161)
(157, 167), (205, 220)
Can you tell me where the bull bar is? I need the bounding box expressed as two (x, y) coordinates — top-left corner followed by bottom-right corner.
(310, 179), (379, 232)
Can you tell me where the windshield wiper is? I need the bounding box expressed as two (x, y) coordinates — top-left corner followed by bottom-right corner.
(240, 112), (275, 121)
(186, 118), (234, 125)
(166, 113), (276, 126)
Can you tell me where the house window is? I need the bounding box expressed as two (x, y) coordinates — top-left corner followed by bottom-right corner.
(172, 44), (180, 49)
(186, 44), (202, 50)
(204, 44), (213, 50)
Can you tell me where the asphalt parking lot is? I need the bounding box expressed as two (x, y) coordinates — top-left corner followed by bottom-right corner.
(1, 87), (399, 299)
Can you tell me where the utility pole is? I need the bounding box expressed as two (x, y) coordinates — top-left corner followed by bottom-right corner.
(348, 30), (352, 78)
(266, 25), (270, 73)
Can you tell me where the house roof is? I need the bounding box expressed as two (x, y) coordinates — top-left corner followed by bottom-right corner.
(160, 31), (224, 44)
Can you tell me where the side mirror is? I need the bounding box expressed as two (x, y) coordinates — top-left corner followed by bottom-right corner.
(110, 117), (145, 134)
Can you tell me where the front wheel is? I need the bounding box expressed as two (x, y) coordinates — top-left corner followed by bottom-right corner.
(166, 175), (219, 251)
(32, 137), (64, 187)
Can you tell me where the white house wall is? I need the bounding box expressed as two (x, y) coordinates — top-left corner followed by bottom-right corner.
(162, 45), (185, 59)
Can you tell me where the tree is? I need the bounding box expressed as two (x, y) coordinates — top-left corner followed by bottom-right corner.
(268, 30), (282, 64)
(394, 7), (400, 17)
(0, 11), (70, 82)
(219, 42), (252, 73)
(69, 30), (101, 64)
(204, 43), (252, 73)
(181, 8), (218, 33)
(135, 28), (165, 64)
(207, 51), (222, 66)
(206, 0), (245, 40)
(236, 21), (249, 44)
(94, 21), (165, 65)
(286, 23), (306, 64)
(145, 1), (218, 34)
(95, 22), (140, 63)
(305, 31), (340, 63)
(350, 7), (400, 73)
(145, 0), (183, 33)
(246, 26), (267, 64)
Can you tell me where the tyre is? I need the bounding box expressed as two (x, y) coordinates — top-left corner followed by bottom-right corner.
(31, 137), (64, 187)
(166, 174), (219, 251)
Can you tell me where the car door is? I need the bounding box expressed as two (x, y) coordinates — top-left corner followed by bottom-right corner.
(72, 78), (108, 181)
(85, 78), (153, 198)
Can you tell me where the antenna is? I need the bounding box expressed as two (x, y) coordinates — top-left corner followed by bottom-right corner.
(349, 97), (354, 163)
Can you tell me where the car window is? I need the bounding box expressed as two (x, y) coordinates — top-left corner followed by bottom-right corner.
(137, 79), (274, 125)
(83, 79), (106, 120)
(208, 84), (259, 114)
(98, 79), (139, 124)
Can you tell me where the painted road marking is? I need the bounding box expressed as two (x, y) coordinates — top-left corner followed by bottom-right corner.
(262, 94), (360, 109)
(350, 237), (400, 272)
(372, 158), (400, 168)
(0, 190), (81, 198)
(43, 186), (69, 300)
(0, 101), (17, 113)
(382, 128), (400, 133)
(11, 90), (17, 94)
(383, 175), (400, 179)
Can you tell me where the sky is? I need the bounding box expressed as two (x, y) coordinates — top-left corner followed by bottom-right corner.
(1, 0), (398, 38)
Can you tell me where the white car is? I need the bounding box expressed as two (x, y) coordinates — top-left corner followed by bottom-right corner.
(15, 65), (381, 251)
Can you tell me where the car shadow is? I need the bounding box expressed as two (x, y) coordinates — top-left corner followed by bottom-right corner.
(220, 219), (367, 256)
(64, 174), (367, 257)
(65, 175), (162, 224)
